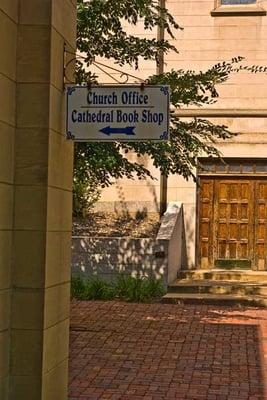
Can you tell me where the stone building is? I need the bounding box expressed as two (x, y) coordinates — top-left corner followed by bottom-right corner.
(98, 0), (267, 279)
(0, 1), (76, 398)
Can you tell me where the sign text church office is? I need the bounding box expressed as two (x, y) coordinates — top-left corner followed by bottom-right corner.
(66, 85), (170, 141)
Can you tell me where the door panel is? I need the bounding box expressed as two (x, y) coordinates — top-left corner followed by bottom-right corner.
(213, 180), (254, 268)
(255, 182), (267, 270)
(198, 178), (257, 269)
(199, 179), (214, 268)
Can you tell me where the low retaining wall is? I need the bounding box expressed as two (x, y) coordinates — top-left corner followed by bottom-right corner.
(72, 202), (183, 286)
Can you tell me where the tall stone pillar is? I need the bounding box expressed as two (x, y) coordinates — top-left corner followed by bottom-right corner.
(0, 1), (17, 398)
(0, 0), (76, 399)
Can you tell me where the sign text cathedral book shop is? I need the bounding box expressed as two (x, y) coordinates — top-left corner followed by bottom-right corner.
(66, 85), (170, 141)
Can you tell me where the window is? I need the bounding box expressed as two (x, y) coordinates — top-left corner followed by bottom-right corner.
(198, 158), (267, 176)
(221, 0), (256, 4)
(211, 0), (266, 16)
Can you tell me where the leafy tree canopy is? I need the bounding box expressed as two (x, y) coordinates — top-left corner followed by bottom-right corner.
(76, 0), (180, 80)
(73, 0), (254, 215)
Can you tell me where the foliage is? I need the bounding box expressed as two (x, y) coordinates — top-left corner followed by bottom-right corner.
(73, 1), (257, 213)
(71, 274), (165, 302)
(115, 275), (144, 302)
(73, 165), (101, 217)
(76, 0), (180, 83)
(71, 275), (86, 299)
(71, 275), (115, 300)
(114, 275), (165, 302)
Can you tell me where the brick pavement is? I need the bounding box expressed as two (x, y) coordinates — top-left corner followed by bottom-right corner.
(69, 301), (267, 400)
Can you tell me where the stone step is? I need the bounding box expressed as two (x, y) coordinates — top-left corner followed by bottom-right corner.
(162, 292), (267, 307)
(178, 269), (267, 283)
(168, 280), (267, 296)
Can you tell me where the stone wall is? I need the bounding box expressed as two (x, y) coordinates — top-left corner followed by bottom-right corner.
(72, 203), (184, 286)
(72, 237), (168, 282)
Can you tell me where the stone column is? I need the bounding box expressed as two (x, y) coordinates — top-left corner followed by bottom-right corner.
(0, 1), (17, 398)
(3, 1), (76, 399)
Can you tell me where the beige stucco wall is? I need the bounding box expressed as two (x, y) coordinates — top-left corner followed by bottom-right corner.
(166, 0), (267, 267)
(97, 0), (267, 267)
(0, 1), (76, 398)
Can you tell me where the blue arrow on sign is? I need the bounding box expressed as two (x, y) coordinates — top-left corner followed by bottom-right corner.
(99, 126), (136, 136)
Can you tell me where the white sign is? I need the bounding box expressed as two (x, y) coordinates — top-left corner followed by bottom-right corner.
(66, 85), (170, 141)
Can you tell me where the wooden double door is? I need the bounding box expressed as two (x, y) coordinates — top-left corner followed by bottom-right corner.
(198, 178), (267, 270)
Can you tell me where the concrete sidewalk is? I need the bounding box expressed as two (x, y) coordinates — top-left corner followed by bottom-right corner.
(69, 301), (267, 400)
